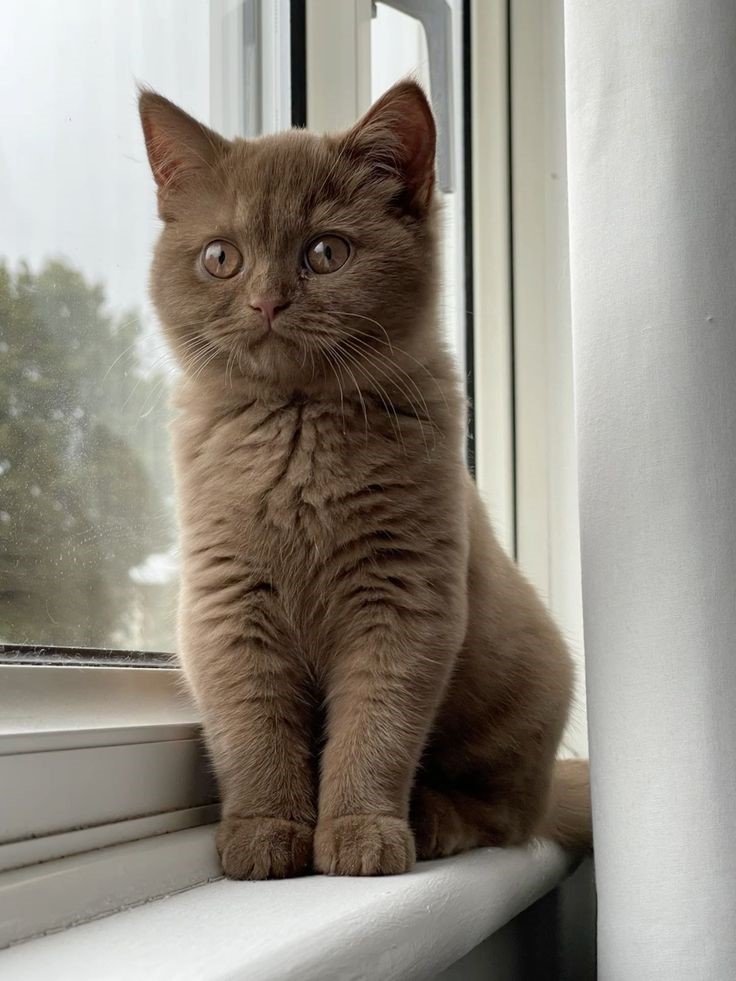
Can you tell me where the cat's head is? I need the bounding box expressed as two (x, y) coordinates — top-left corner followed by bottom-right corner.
(139, 81), (439, 398)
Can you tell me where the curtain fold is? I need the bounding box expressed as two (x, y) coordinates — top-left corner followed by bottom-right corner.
(563, 2), (736, 977)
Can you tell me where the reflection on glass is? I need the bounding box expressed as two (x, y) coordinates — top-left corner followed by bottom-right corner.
(0, 1), (233, 651)
(0, 260), (175, 649)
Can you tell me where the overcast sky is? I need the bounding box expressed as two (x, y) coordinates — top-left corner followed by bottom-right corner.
(0, 0), (210, 328)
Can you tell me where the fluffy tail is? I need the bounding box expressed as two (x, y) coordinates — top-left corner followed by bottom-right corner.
(536, 758), (592, 850)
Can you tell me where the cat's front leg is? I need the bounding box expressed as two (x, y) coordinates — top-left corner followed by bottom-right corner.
(180, 589), (316, 880)
(314, 617), (460, 876)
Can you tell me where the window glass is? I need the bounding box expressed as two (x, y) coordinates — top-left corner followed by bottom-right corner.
(0, 0), (288, 652)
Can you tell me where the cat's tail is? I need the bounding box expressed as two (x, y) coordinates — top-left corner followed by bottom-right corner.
(536, 758), (593, 850)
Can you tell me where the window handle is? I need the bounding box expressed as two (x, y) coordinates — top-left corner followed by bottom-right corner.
(375, 0), (455, 193)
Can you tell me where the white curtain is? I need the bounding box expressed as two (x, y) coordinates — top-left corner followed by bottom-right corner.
(563, 2), (736, 978)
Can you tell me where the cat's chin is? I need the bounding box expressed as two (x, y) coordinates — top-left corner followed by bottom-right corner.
(176, 346), (335, 405)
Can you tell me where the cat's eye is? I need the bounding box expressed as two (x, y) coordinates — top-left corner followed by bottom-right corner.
(305, 235), (350, 275)
(201, 240), (243, 279)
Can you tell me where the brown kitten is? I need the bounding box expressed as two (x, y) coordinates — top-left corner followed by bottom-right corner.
(139, 81), (591, 879)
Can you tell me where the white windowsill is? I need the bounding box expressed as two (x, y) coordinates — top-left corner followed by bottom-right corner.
(1, 839), (578, 981)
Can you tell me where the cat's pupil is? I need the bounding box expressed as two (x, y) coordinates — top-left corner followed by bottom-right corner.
(218, 250), (225, 265)
(304, 234), (349, 274)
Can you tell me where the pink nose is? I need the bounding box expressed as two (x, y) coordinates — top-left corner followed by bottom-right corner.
(250, 296), (290, 324)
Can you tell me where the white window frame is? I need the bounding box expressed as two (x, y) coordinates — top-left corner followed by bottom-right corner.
(469, 0), (586, 754)
(470, 0), (515, 554)
(0, 663), (220, 945)
(306, 0), (372, 129)
(507, 0), (586, 754)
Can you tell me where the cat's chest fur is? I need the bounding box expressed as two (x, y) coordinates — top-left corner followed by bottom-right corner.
(174, 395), (408, 566)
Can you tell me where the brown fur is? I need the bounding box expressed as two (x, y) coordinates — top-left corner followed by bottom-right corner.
(138, 81), (592, 879)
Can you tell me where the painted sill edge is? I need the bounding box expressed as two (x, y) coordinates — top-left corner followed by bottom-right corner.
(0, 825), (222, 949)
(0, 834), (580, 981)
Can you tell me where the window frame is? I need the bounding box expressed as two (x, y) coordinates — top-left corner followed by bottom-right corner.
(0, 661), (218, 945)
(0, 644), (173, 669)
(505, 0), (586, 754)
(468, 0), (515, 554)
(467, 0), (586, 753)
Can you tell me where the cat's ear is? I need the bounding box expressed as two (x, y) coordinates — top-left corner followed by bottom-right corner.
(342, 80), (436, 216)
(138, 89), (228, 194)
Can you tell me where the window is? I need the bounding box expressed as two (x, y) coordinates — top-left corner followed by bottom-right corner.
(0, 0), (585, 950)
(0, 0), (291, 655)
(0, 0), (470, 658)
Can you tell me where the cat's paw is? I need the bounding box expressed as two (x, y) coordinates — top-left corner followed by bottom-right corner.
(313, 814), (415, 876)
(216, 816), (313, 880)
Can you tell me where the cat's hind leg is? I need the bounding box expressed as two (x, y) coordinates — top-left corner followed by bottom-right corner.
(410, 779), (545, 860)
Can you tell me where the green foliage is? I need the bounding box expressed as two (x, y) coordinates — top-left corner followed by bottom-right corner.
(0, 258), (176, 649)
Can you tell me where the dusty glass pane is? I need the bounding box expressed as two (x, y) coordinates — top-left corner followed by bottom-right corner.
(0, 0), (266, 652)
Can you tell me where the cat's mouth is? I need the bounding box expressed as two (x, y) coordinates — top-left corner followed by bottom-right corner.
(244, 322), (273, 348)
(214, 317), (313, 370)
(198, 313), (354, 387)
(268, 318), (330, 350)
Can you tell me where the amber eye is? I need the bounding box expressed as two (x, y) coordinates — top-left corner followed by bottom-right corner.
(305, 234), (350, 274)
(201, 240), (243, 279)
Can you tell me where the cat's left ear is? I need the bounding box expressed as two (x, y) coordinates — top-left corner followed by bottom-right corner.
(138, 88), (229, 197)
(342, 80), (436, 217)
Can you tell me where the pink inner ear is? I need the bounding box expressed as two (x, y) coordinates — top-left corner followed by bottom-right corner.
(398, 99), (436, 201)
(138, 92), (228, 194)
(347, 81), (437, 213)
(141, 114), (182, 189)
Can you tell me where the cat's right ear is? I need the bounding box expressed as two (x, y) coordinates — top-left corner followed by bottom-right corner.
(341, 81), (436, 218)
(138, 89), (228, 209)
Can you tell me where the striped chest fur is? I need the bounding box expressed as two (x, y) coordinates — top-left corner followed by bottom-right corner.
(172, 395), (448, 635)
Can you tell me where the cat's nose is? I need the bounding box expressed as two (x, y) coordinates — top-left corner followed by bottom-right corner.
(250, 296), (291, 325)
